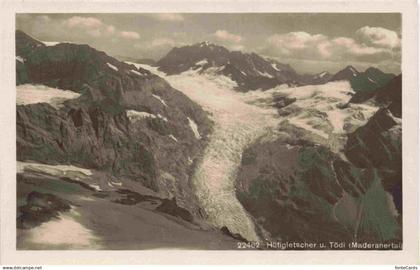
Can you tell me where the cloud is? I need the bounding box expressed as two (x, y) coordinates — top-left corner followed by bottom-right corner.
(151, 13), (185, 22)
(86, 29), (101, 37)
(135, 37), (183, 49)
(356, 26), (400, 49)
(134, 37), (186, 59)
(150, 38), (177, 47)
(119, 31), (140, 40)
(228, 44), (245, 51)
(267, 32), (327, 50)
(66, 16), (103, 28)
(106, 25), (115, 34)
(331, 37), (388, 57)
(37, 15), (51, 22)
(214, 30), (242, 43)
(260, 26), (400, 66)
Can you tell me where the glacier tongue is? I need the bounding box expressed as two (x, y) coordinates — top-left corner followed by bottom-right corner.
(140, 64), (280, 241)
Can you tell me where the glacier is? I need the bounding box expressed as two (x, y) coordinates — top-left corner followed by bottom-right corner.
(135, 63), (380, 241)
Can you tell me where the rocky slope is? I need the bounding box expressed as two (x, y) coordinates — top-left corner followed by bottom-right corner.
(234, 77), (402, 248)
(15, 30), (240, 249)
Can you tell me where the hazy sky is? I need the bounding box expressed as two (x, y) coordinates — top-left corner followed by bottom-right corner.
(16, 13), (401, 74)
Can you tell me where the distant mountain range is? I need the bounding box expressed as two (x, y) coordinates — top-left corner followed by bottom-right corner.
(156, 41), (397, 92)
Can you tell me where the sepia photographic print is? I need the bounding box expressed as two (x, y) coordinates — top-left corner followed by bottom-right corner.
(1, 0), (419, 265)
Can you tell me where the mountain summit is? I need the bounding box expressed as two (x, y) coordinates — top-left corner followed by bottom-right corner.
(331, 65), (395, 92)
(157, 41), (302, 91)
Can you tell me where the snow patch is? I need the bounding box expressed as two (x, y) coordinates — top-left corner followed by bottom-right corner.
(16, 56), (24, 63)
(42, 41), (61, 46)
(124, 61), (142, 69)
(169, 134), (178, 142)
(23, 210), (100, 249)
(271, 63), (280, 71)
(187, 157), (193, 165)
(385, 109), (402, 124)
(195, 59), (208, 66)
(157, 114), (168, 122)
(110, 180), (122, 186)
(367, 76), (377, 84)
(318, 71), (328, 78)
(126, 110), (156, 122)
(130, 69), (143, 76)
(350, 67), (357, 73)
(90, 184), (102, 191)
(187, 117), (201, 139)
(17, 161), (93, 176)
(106, 63), (118, 71)
(152, 94), (168, 107)
(257, 70), (274, 78)
(16, 161), (102, 191)
(17, 84), (81, 109)
(127, 110), (168, 122)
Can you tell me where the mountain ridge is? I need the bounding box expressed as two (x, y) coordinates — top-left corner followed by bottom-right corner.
(156, 40), (395, 92)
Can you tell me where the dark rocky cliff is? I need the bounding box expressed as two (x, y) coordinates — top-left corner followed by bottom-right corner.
(16, 30), (213, 216)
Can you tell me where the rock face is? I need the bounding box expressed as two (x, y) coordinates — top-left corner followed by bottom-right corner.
(331, 65), (396, 93)
(235, 76), (402, 248)
(16, 30), (213, 216)
(157, 41), (304, 91)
